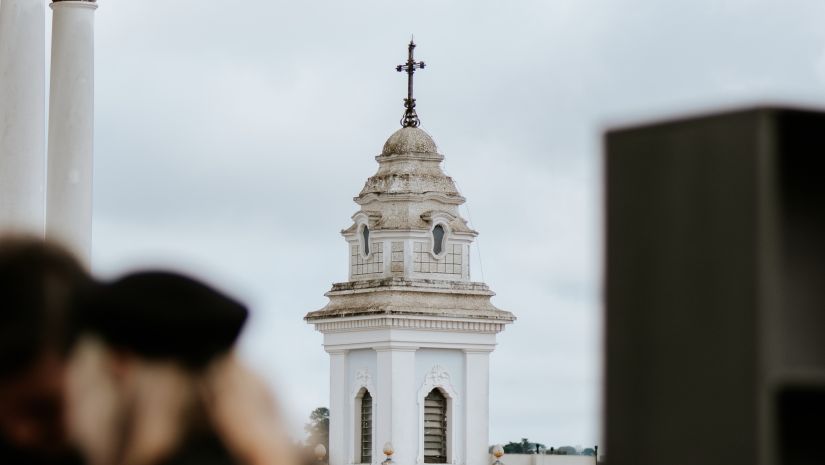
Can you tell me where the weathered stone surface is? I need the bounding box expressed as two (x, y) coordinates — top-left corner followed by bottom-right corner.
(305, 278), (514, 322)
(358, 128), (462, 200)
(381, 127), (438, 156)
(309, 125), (514, 323)
(345, 127), (475, 235)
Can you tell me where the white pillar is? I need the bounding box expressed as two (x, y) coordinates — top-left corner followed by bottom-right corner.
(328, 350), (348, 465)
(376, 348), (392, 463)
(46, 0), (97, 263)
(0, 0), (47, 234)
(376, 346), (417, 465)
(465, 350), (491, 465)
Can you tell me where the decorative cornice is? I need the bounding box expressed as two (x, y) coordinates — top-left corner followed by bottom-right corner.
(355, 191), (465, 206)
(51, 0), (98, 9)
(375, 152), (444, 163)
(325, 347), (349, 355)
(351, 210), (383, 225)
(462, 348), (494, 354)
(420, 210), (456, 223)
(372, 345), (419, 352)
(327, 277), (492, 293)
(311, 316), (507, 334)
(341, 228), (475, 241)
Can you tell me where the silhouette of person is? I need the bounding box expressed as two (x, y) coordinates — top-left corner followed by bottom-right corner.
(66, 270), (296, 465)
(0, 236), (91, 465)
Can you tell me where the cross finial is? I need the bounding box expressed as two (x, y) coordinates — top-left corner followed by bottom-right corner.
(395, 38), (426, 128)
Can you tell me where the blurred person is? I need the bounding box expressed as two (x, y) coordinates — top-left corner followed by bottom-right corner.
(0, 236), (91, 465)
(66, 271), (297, 465)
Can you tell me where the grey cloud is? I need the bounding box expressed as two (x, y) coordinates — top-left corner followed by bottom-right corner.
(88, 0), (825, 448)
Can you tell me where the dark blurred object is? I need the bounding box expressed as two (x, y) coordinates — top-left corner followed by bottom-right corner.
(0, 236), (89, 465)
(605, 107), (825, 465)
(76, 271), (248, 369)
(66, 270), (296, 465)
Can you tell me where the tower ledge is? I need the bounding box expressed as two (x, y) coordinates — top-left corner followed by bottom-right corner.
(305, 277), (515, 325)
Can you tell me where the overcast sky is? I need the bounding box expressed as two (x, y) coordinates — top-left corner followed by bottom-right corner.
(79, 0), (825, 449)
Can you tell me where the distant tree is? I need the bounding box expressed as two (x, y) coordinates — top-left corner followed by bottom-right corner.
(305, 407), (330, 451)
(581, 448), (596, 456)
(503, 442), (523, 454)
(501, 439), (545, 454)
(556, 446), (577, 455)
(521, 438), (533, 454)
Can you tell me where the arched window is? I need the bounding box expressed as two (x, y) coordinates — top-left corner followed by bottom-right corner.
(423, 389), (447, 463)
(360, 391), (372, 463)
(362, 225), (370, 256)
(432, 224), (445, 256)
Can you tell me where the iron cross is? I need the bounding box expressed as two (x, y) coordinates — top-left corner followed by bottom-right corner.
(396, 39), (426, 128)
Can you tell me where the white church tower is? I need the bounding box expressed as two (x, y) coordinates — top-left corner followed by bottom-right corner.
(306, 41), (515, 465)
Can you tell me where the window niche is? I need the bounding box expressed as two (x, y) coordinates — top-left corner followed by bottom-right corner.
(359, 390), (373, 464)
(432, 224), (446, 256)
(423, 389), (447, 464)
(418, 365), (457, 465)
(361, 224), (371, 257)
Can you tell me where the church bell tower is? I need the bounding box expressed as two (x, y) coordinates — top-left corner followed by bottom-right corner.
(305, 41), (515, 465)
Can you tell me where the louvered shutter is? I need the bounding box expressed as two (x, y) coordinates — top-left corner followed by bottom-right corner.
(361, 391), (372, 463)
(423, 389), (447, 463)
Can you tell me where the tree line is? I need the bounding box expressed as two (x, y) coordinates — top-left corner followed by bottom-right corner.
(492, 439), (596, 456)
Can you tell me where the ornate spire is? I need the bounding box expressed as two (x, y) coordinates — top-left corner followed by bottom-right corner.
(395, 38), (426, 128)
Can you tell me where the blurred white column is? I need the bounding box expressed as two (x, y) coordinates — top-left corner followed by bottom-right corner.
(0, 0), (47, 235)
(46, 0), (97, 264)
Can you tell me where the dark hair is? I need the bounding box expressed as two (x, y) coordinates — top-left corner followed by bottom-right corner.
(0, 236), (91, 379)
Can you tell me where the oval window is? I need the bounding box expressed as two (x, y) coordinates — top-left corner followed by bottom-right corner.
(362, 225), (370, 256)
(432, 224), (445, 255)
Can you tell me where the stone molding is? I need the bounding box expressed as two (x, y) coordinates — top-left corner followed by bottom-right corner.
(375, 152), (444, 163)
(326, 277), (493, 293)
(51, 0), (98, 8)
(355, 191), (465, 206)
(312, 317), (507, 334)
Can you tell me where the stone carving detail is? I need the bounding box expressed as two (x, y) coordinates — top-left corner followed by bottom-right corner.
(355, 368), (371, 388)
(425, 365), (451, 387)
(352, 368), (376, 399)
(418, 365), (459, 403)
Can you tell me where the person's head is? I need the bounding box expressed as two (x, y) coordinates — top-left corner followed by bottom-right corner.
(66, 271), (249, 465)
(0, 236), (90, 457)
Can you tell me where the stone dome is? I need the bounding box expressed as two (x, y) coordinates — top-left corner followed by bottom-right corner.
(381, 127), (437, 156)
